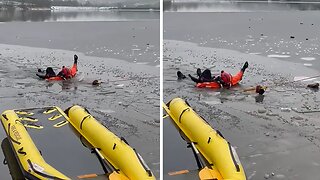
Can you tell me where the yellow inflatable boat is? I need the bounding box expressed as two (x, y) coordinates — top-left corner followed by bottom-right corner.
(1, 106), (155, 180)
(1, 110), (69, 179)
(65, 105), (155, 180)
(163, 98), (246, 180)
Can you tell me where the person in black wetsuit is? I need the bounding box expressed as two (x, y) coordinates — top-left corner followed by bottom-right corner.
(36, 67), (56, 79)
(188, 68), (216, 83)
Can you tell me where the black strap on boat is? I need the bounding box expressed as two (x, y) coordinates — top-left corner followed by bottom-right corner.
(80, 115), (91, 130)
(24, 117), (37, 121)
(27, 159), (64, 180)
(7, 123), (21, 145)
(45, 107), (56, 114)
(3, 158), (7, 165)
(64, 107), (71, 116)
(120, 137), (129, 145)
(2, 114), (8, 121)
(179, 108), (190, 123)
(18, 147), (27, 156)
(187, 143), (204, 169)
(55, 121), (67, 127)
(51, 114), (60, 119)
(92, 148), (109, 174)
(166, 100), (173, 110)
(112, 143), (116, 150)
(216, 130), (225, 139)
(92, 148), (119, 174)
(84, 107), (90, 114)
(133, 149), (153, 177)
(228, 142), (240, 172)
(185, 100), (191, 107)
(207, 137), (211, 144)
(200, 115), (210, 125)
(97, 156), (109, 174)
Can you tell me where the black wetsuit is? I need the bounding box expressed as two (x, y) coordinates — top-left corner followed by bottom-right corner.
(36, 67), (56, 79)
(189, 69), (215, 83)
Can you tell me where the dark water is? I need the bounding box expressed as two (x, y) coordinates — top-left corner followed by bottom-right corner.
(163, 116), (197, 174)
(0, 19), (159, 65)
(164, 11), (320, 71)
(164, 0), (320, 12)
(0, 8), (159, 22)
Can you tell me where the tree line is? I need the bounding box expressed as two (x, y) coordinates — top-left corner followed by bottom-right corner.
(0, 0), (81, 8)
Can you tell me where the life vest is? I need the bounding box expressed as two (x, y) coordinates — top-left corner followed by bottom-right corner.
(61, 67), (71, 78)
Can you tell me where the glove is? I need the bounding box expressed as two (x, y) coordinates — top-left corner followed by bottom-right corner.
(196, 68), (202, 77)
(74, 54), (78, 64)
(177, 71), (186, 79)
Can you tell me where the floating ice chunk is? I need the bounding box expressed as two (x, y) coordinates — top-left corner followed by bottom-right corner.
(258, 109), (267, 113)
(275, 174), (285, 179)
(136, 62), (149, 65)
(301, 57), (316, 61)
(294, 76), (308, 81)
(312, 162), (320, 166)
(267, 54), (290, 58)
(249, 52), (261, 55)
(202, 100), (221, 105)
(304, 63), (313, 67)
(280, 108), (291, 112)
(249, 153), (263, 158)
(266, 112), (279, 116)
(98, 109), (115, 114)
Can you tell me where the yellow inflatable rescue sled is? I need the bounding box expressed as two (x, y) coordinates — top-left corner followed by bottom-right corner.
(1, 110), (69, 179)
(1, 106), (155, 180)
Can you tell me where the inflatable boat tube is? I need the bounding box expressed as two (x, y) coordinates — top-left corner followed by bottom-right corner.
(66, 105), (155, 180)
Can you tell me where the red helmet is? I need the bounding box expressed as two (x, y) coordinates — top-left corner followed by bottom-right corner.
(221, 71), (231, 87)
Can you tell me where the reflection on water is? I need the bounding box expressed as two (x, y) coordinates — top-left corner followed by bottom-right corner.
(0, 9), (159, 22)
(164, 1), (320, 12)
